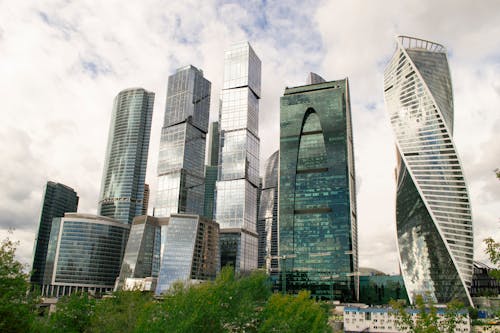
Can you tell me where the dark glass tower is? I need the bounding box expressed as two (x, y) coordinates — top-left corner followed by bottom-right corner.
(155, 65), (211, 217)
(384, 36), (473, 306)
(279, 74), (358, 301)
(31, 181), (78, 286)
(98, 88), (154, 225)
(257, 150), (279, 276)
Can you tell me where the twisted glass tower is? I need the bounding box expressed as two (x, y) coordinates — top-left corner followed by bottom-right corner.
(99, 88), (154, 225)
(384, 36), (473, 306)
(215, 42), (261, 273)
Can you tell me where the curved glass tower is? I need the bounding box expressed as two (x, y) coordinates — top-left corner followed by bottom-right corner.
(384, 36), (473, 305)
(257, 150), (279, 275)
(99, 88), (154, 225)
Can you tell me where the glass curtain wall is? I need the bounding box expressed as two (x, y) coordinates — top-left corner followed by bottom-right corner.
(384, 36), (473, 306)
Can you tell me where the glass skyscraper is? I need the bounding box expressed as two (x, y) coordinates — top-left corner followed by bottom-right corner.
(203, 121), (220, 220)
(257, 150), (279, 276)
(98, 88), (154, 225)
(116, 214), (219, 294)
(41, 213), (130, 297)
(155, 214), (219, 294)
(155, 65), (211, 217)
(279, 74), (358, 301)
(215, 42), (261, 273)
(117, 65), (217, 294)
(31, 181), (79, 286)
(384, 36), (473, 306)
(115, 215), (163, 291)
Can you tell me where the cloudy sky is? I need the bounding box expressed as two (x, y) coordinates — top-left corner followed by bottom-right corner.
(1, 0), (499, 274)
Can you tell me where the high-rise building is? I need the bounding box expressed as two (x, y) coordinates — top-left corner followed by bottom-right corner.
(98, 88), (154, 225)
(257, 150), (279, 276)
(203, 121), (220, 220)
(117, 65), (216, 295)
(155, 65), (211, 217)
(31, 181), (79, 286)
(116, 214), (219, 294)
(279, 73), (358, 301)
(41, 213), (130, 297)
(155, 214), (219, 294)
(215, 42), (261, 273)
(384, 36), (473, 306)
(115, 215), (163, 291)
(142, 184), (150, 215)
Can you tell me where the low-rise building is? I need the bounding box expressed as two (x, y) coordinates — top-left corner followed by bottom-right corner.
(42, 213), (130, 297)
(344, 306), (470, 333)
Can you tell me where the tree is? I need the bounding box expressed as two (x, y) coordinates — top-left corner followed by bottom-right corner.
(135, 266), (272, 332)
(89, 291), (152, 333)
(484, 237), (500, 281)
(390, 295), (465, 333)
(259, 290), (331, 333)
(38, 292), (95, 333)
(0, 235), (38, 333)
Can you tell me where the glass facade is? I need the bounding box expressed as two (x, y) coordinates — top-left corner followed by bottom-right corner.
(41, 213), (129, 297)
(31, 181), (78, 286)
(215, 42), (261, 273)
(155, 65), (211, 217)
(155, 214), (219, 294)
(384, 36), (473, 306)
(115, 215), (163, 290)
(98, 88), (154, 225)
(203, 165), (218, 220)
(279, 76), (358, 301)
(257, 150), (279, 275)
(358, 275), (409, 305)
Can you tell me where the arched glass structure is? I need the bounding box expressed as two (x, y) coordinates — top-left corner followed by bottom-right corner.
(279, 77), (358, 301)
(384, 36), (473, 306)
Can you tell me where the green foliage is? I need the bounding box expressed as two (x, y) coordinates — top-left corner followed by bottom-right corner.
(390, 295), (465, 333)
(484, 237), (500, 281)
(468, 306), (479, 320)
(89, 291), (152, 333)
(38, 270), (330, 333)
(38, 293), (95, 333)
(136, 266), (272, 332)
(259, 290), (331, 333)
(0, 235), (38, 333)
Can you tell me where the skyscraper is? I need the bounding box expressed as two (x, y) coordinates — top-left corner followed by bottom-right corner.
(257, 150), (279, 275)
(117, 65), (215, 295)
(155, 214), (219, 294)
(31, 181), (79, 286)
(279, 73), (358, 301)
(203, 121), (220, 220)
(384, 36), (473, 306)
(98, 88), (154, 225)
(155, 65), (211, 217)
(215, 42), (261, 273)
(142, 183), (150, 215)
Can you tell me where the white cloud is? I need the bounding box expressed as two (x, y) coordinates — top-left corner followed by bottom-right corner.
(0, 0), (498, 278)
